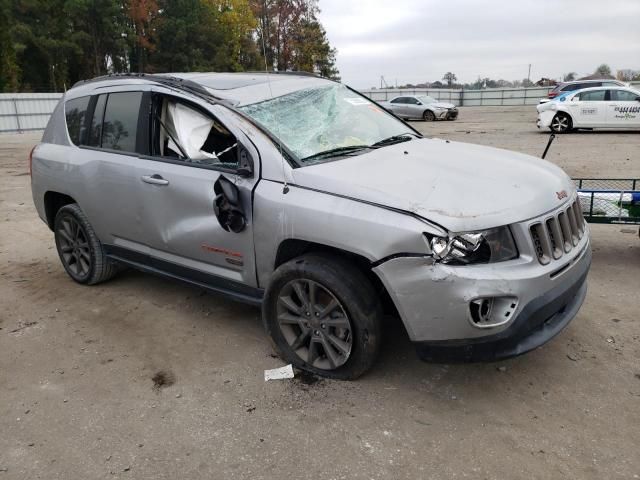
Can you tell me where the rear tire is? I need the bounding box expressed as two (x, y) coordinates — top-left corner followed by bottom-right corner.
(262, 254), (383, 380)
(54, 204), (119, 285)
(423, 110), (436, 122)
(550, 113), (572, 133)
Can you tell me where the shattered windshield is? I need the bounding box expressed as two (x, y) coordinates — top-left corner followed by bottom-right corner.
(239, 84), (414, 164)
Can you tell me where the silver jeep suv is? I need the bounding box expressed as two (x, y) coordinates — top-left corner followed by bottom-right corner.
(30, 72), (591, 379)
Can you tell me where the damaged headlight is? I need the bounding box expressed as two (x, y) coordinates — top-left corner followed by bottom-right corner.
(426, 227), (518, 265)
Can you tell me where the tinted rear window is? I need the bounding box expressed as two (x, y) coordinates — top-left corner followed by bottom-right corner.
(65, 96), (90, 145)
(101, 92), (142, 152)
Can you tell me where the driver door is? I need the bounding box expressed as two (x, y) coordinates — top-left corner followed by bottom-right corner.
(388, 97), (408, 117)
(137, 91), (260, 290)
(405, 97), (422, 118)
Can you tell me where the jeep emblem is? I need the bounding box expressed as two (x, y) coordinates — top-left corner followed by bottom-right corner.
(556, 190), (568, 200)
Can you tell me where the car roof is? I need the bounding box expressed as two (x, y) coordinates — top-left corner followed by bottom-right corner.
(561, 79), (623, 85)
(556, 86), (639, 100)
(569, 85), (637, 93)
(67, 72), (335, 106)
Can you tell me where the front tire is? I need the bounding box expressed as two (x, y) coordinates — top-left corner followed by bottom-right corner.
(423, 110), (436, 122)
(550, 113), (572, 133)
(263, 254), (383, 380)
(54, 204), (119, 285)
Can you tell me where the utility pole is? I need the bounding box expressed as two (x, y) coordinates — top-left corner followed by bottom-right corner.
(527, 64), (531, 84)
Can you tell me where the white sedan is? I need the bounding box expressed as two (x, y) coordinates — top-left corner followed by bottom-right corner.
(536, 86), (640, 133)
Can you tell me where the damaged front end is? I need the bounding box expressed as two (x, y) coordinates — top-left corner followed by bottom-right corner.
(425, 227), (518, 265)
(372, 208), (591, 361)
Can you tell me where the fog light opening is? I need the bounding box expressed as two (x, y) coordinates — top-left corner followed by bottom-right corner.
(469, 296), (518, 328)
(470, 298), (494, 325)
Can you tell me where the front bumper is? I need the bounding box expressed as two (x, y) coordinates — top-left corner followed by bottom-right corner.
(414, 261), (588, 361)
(373, 227), (591, 361)
(537, 110), (555, 129)
(436, 108), (458, 120)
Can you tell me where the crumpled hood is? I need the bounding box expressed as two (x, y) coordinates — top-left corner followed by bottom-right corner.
(292, 138), (575, 232)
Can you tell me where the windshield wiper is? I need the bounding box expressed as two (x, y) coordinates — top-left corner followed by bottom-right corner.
(300, 134), (418, 163)
(371, 134), (415, 148)
(300, 145), (371, 162)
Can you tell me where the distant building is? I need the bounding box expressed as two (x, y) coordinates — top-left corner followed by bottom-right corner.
(535, 77), (558, 87)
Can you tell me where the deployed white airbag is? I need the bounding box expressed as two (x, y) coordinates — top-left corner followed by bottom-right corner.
(165, 101), (216, 161)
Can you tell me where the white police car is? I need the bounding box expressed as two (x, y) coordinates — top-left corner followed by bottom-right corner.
(537, 86), (640, 133)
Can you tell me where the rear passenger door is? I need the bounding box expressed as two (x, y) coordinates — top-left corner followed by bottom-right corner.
(72, 88), (152, 254)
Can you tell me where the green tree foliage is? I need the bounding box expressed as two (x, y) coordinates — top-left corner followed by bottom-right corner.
(0, 0), (19, 91)
(4, 0), (339, 92)
(251, 0), (339, 79)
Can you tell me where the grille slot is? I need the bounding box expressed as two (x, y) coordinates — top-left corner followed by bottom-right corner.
(572, 200), (584, 233)
(545, 217), (563, 259)
(566, 205), (579, 245)
(530, 223), (550, 265)
(558, 211), (573, 252)
(530, 198), (585, 265)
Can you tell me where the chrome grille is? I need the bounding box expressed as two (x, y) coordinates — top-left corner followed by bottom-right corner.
(529, 199), (585, 265)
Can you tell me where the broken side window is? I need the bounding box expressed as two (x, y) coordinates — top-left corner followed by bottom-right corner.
(153, 96), (238, 168)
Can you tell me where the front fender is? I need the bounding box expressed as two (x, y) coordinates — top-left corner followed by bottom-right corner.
(252, 180), (442, 288)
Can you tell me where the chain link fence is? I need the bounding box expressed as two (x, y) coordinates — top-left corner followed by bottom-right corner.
(573, 178), (640, 224)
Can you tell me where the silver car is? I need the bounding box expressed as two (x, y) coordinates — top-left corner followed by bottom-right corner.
(382, 95), (458, 121)
(30, 73), (590, 379)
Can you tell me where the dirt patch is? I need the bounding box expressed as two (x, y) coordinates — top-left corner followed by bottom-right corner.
(295, 370), (321, 386)
(151, 370), (176, 391)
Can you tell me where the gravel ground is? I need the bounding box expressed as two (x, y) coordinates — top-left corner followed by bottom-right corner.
(1, 106), (639, 480)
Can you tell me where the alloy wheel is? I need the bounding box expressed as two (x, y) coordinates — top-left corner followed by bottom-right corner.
(276, 279), (353, 370)
(424, 111), (436, 121)
(57, 215), (92, 278)
(551, 115), (569, 132)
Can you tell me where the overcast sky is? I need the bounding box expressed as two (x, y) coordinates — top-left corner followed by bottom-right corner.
(317, 0), (640, 88)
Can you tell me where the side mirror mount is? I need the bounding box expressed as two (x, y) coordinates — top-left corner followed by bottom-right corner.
(213, 176), (246, 233)
(236, 145), (254, 178)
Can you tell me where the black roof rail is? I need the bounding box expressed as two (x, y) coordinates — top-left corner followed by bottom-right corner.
(70, 73), (232, 104)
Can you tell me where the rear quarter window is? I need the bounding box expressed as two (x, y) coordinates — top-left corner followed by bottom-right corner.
(65, 96), (90, 145)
